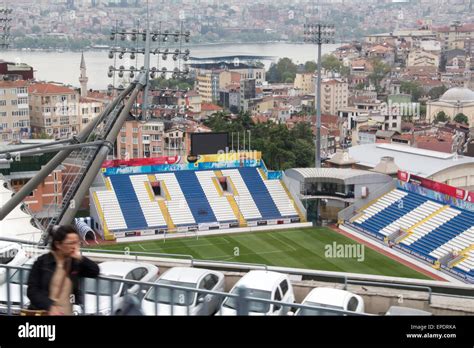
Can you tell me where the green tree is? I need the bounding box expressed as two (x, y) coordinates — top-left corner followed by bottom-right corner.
(203, 111), (232, 131)
(321, 54), (342, 72)
(304, 61), (317, 73)
(31, 25), (41, 34)
(434, 111), (449, 123)
(368, 58), (391, 89)
(454, 113), (469, 125)
(400, 81), (424, 102)
(319, 54), (350, 77)
(267, 58), (297, 83)
(428, 85), (448, 100)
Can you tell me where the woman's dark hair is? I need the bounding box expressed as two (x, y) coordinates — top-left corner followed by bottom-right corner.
(50, 225), (79, 250)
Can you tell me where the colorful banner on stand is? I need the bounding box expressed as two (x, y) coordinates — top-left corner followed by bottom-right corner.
(397, 170), (474, 211)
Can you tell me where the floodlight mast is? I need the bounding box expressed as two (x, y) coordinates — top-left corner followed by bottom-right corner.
(303, 23), (336, 168)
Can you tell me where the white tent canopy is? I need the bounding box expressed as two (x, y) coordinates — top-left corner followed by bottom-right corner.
(0, 181), (43, 243)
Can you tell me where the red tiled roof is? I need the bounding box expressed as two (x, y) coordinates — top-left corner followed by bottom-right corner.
(436, 23), (474, 33)
(28, 83), (76, 95)
(252, 115), (269, 124)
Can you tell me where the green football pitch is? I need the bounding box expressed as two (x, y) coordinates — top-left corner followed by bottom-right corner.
(92, 227), (431, 280)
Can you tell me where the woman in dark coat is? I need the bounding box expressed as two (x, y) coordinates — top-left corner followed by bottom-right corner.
(27, 225), (100, 315)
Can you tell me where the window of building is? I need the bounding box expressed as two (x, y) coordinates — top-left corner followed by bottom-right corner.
(132, 138), (138, 145)
(0, 100), (6, 106)
(133, 128), (138, 133)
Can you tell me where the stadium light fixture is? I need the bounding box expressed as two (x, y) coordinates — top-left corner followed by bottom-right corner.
(107, 19), (191, 120)
(0, 7), (12, 49)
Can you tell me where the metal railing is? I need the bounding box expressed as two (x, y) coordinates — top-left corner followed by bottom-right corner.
(343, 279), (432, 304)
(0, 264), (369, 316)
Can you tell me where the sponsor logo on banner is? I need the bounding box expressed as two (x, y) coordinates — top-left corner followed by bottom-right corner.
(141, 230), (155, 236)
(398, 171), (410, 182)
(220, 223), (230, 229)
(177, 226), (188, 233)
(114, 232), (125, 238)
(125, 231), (136, 237)
(248, 221), (258, 227)
(267, 220), (278, 225)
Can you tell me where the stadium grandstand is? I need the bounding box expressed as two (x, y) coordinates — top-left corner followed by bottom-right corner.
(340, 171), (474, 284)
(90, 151), (306, 240)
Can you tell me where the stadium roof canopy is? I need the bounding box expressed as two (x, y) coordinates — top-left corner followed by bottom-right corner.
(285, 168), (391, 185)
(348, 143), (474, 178)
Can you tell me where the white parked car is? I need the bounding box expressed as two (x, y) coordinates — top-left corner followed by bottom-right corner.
(293, 288), (365, 316)
(80, 261), (159, 315)
(0, 257), (35, 315)
(141, 267), (225, 316)
(0, 242), (29, 285)
(220, 270), (295, 316)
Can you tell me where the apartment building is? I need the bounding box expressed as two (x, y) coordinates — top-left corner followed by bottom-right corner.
(436, 23), (474, 52)
(315, 78), (349, 116)
(0, 80), (30, 142)
(294, 72), (315, 95)
(407, 49), (440, 68)
(78, 97), (105, 131)
(116, 118), (165, 159)
(28, 83), (80, 139)
(197, 73), (214, 103)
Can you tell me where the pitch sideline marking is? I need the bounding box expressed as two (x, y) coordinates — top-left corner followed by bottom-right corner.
(140, 239), (231, 251)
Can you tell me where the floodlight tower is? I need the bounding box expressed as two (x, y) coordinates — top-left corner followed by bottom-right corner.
(0, 7), (12, 49)
(304, 23), (335, 168)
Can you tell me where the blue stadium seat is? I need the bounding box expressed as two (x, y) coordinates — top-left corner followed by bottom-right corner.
(174, 171), (217, 224)
(109, 175), (148, 230)
(407, 212), (472, 254)
(238, 167), (282, 220)
(357, 192), (427, 236)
